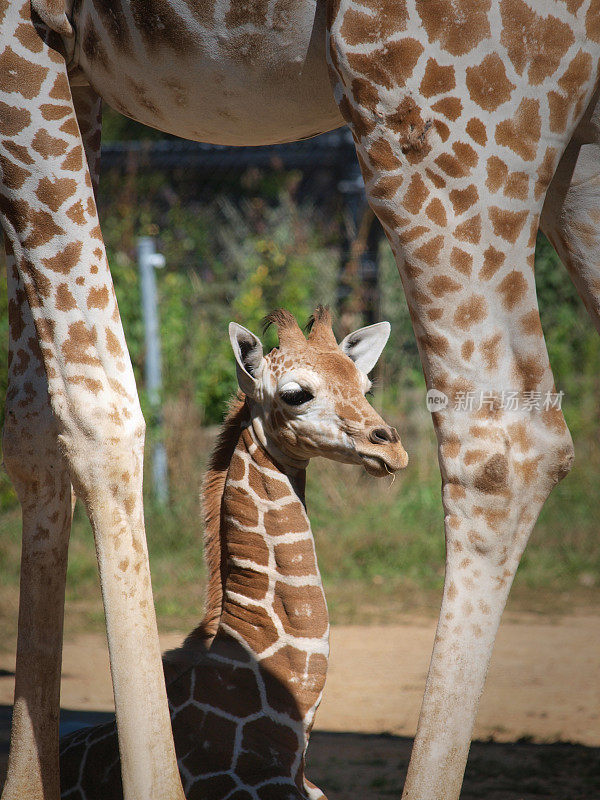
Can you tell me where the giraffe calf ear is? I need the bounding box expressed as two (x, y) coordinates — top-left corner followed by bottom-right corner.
(229, 323), (264, 396)
(339, 321), (391, 375)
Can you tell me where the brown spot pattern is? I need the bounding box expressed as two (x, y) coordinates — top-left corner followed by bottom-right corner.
(369, 137), (402, 171)
(428, 275), (461, 297)
(454, 295), (487, 329)
(263, 503), (308, 536)
(480, 333), (502, 370)
(420, 58), (456, 97)
(55, 283), (76, 311)
(402, 173), (429, 214)
(500, 0), (575, 84)
(339, 1), (407, 46)
(346, 38), (423, 92)
(497, 270), (528, 310)
(479, 246), (506, 280)
(35, 176), (77, 212)
(416, 0), (491, 57)
(41, 241), (83, 275)
(32, 128), (68, 157)
(0, 103), (31, 135)
(465, 118), (487, 146)
(386, 95), (430, 153)
(273, 583), (328, 639)
(449, 185), (478, 215)
(489, 208), (528, 244)
(0, 46), (49, 99)
(495, 98), (541, 161)
(474, 454), (509, 494)
(454, 215), (481, 244)
(450, 247), (473, 276)
(62, 320), (101, 366)
(431, 96), (462, 120)
(465, 53), (515, 111)
(426, 198), (447, 226)
(87, 286), (109, 310)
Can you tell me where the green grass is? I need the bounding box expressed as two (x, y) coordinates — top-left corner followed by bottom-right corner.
(1, 404), (599, 648)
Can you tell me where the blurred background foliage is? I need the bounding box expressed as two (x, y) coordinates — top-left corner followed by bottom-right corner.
(99, 168), (341, 423)
(0, 108), (598, 640)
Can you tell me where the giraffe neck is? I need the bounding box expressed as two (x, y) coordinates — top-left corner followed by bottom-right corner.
(60, 417), (330, 797)
(216, 425), (329, 737)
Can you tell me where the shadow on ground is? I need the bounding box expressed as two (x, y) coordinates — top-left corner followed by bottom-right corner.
(1, 705), (599, 799)
(307, 730), (600, 799)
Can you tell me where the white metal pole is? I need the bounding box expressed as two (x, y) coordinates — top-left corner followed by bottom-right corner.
(137, 236), (169, 505)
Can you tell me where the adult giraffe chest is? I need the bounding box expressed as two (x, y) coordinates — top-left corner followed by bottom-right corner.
(70, 0), (343, 144)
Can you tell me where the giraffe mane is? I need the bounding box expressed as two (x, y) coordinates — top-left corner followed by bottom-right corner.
(164, 393), (250, 666)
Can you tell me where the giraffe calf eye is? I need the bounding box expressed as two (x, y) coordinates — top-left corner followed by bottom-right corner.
(280, 388), (314, 406)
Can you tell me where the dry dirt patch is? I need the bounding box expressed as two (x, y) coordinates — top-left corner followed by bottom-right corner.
(1, 613), (599, 798)
(1, 613), (596, 743)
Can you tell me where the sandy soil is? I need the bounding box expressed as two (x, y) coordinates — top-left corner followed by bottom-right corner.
(1, 613), (599, 798)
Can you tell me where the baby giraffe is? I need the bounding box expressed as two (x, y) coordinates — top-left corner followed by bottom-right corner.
(58, 307), (407, 800)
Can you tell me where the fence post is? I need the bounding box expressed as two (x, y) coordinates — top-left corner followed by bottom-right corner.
(137, 236), (169, 505)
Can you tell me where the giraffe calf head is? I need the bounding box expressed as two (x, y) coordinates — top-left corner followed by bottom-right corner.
(229, 307), (408, 476)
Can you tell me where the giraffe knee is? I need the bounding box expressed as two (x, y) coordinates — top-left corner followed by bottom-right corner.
(441, 413), (574, 538)
(447, 428), (574, 574)
(57, 407), (146, 507)
(474, 438), (574, 494)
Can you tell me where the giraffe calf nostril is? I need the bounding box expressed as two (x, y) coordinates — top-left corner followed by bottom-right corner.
(369, 427), (398, 445)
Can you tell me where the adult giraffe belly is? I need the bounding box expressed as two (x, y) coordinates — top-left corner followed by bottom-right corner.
(71, 0), (343, 145)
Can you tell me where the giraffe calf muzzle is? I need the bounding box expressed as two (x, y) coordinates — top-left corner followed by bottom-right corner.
(359, 434), (409, 476)
(359, 426), (408, 476)
(360, 451), (408, 477)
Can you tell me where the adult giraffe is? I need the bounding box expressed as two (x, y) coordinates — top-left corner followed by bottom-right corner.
(0, 2), (598, 800)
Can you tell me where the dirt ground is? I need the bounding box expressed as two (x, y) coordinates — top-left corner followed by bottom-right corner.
(1, 613), (599, 798)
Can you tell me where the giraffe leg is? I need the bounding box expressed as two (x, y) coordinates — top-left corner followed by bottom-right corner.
(541, 138), (600, 330)
(0, 7), (183, 800)
(2, 244), (74, 800)
(326, 6), (596, 797)
(70, 85), (102, 197)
